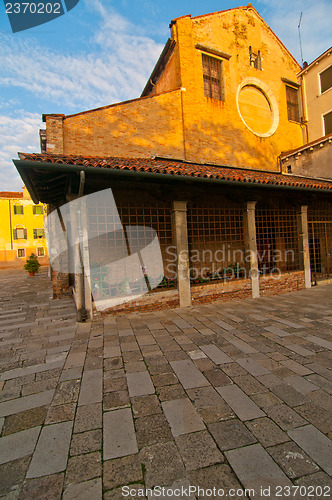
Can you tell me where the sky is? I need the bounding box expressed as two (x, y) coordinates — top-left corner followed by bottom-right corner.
(0, 0), (331, 191)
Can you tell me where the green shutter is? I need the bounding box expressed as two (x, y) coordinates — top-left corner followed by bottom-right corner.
(14, 205), (23, 215)
(13, 229), (17, 240)
(33, 229), (37, 239)
(33, 205), (43, 215)
(24, 229), (27, 239)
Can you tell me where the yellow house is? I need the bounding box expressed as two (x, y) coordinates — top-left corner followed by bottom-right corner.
(0, 187), (49, 268)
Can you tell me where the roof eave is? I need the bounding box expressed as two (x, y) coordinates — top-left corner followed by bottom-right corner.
(141, 39), (176, 97)
(13, 159), (332, 205)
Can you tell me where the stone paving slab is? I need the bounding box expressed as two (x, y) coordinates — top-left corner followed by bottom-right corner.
(237, 357), (270, 376)
(216, 385), (265, 420)
(199, 344), (232, 364)
(26, 421), (73, 478)
(78, 369), (103, 405)
(63, 478), (102, 500)
(284, 343), (314, 356)
(162, 398), (205, 436)
(0, 389), (55, 417)
(103, 408), (138, 459)
(225, 443), (292, 498)
(306, 335), (332, 351)
(0, 425), (40, 464)
(288, 424), (332, 475)
(126, 371), (154, 397)
(0, 269), (332, 498)
(169, 360), (210, 389)
(0, 361), (65, 382)
(264, 326), (291, 338)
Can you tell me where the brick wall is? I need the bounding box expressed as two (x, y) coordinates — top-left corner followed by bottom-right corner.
(98, 288), (179, 316)
(61, 90), (185, 159)
(260, 270), (305, 296)
(191, 278), (252, 304)
(51, 269), (71, 299)
(45, 115), (64, 154)
(95, 270), (306, 316)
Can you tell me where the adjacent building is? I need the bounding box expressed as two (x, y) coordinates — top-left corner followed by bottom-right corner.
(14, 5), (332, 318)
(0, 188), (48, 268)
(300, 47), (332, 142)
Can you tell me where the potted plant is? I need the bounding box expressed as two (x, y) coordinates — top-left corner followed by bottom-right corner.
(24, 253), (41, 276)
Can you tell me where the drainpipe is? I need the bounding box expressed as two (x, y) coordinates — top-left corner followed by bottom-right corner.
(9, 200), (13, 250)
(76, 171), (87, 322)
(299, 73), (309, 144)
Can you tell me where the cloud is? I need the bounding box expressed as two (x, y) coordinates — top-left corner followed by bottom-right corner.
(0, 113), (44, 190)
(0, 1), (164, 190)
(0, 2), (163, 112)
(257, 0), (332, 64)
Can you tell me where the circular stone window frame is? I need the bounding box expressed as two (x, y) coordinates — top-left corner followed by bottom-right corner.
(236, 77), (279, 138)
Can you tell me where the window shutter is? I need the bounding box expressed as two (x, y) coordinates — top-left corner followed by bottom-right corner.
(320, 65), (332, 94)
(24, 229), (27, 239)
(13, 229), (17, 240)
(202, 54), (224, 101)
(286, 86), (300, 122)
(33, 205), (44, 215)
(33, 229), (37, 239)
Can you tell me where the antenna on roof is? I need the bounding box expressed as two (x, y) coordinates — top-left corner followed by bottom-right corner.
(298, 12), (304, 66)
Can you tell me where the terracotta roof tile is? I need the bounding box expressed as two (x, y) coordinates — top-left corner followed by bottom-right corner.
(0, 191), (23, 198)
(17, 153), (332, 192)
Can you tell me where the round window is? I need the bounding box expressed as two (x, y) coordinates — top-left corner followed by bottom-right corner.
(236, 78), (279, 137)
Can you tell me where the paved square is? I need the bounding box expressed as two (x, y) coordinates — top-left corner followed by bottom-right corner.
(0, 269), (331, 498)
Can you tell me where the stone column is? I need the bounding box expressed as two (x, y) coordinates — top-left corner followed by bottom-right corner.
(245, 201), (260, 298)
(172, 201), (192, 307)
(298, 205), (311, 288)
(80, 197), (93, 319)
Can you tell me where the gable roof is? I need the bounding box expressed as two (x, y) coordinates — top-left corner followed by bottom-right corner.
(173, 4), (300, 70)
(0, 191), (23, 199)
(298, 46), (332, 76)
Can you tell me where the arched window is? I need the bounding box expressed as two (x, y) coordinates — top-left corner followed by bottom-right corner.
(13, 203), (23, 215)
(13, 225), (27, 240)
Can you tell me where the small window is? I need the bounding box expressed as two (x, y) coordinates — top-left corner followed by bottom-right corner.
(286, 165), (292, 174)
(17, 248), (25, 258)
(320, 65), (332, 94)
(286, 85), (300, 122)
(13, 227), (27, 240)
(323, 110), (332, 136)
(249, 46), (262, 70)
(33, 228), (45, 239)
(37, 247), (44, 257)
(33, 205), (43, 215)
(14, 204), (23, 215)
(202, 54), (225, 101)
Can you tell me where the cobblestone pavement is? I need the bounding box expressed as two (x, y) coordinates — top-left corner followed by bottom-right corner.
(0, 268), (332, 500)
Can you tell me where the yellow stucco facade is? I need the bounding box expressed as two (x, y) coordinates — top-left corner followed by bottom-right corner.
(299, 47), (332, 142)
(45, 5), (304, 172)
(0, 187), (49, 269)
